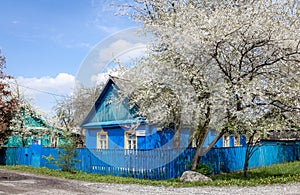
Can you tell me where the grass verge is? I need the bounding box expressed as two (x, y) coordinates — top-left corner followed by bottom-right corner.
(0, 160), (300, 187)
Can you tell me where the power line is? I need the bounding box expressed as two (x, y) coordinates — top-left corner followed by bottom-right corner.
(6, 80), (69, 98)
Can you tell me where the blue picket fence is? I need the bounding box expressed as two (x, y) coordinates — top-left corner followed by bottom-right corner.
(0, 143), (299, 180)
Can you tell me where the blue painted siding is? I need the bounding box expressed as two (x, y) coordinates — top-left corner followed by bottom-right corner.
(107, 128), (125, 149)
(86, 125), (195, 150)
(85, 129), (97, 148)
(89, 82), (134, 124)
(203, 130), (220, 147)
(240, 136), (247, 145)
(87, 125), (150, 149)
(87, 126), (246, 150)
(205, 134), (247, 148)
(180, 129), (191, 147)
(145, 126), (162, 149)
(215, 138), (223, 147)
(230, 136), (234, 147)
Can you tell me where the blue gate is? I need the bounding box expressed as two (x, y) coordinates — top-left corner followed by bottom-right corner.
(30, 138), (42, 167)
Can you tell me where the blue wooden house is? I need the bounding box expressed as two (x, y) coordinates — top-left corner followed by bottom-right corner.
(82, 77), (246, 150)
(205, 130), (247, 148)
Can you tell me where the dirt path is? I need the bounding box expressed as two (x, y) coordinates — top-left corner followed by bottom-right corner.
(0, 168), (299, 195)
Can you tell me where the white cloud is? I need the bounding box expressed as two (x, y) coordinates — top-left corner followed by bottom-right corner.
(90, 69), (124, 85)
(15, 73), (75, 114)
(117, 46), (147, 63)
(99, 39), (146, 63)
(91, 72), (109, 85)
(16, 73), (75, 96)
(76, 28), (149, 87)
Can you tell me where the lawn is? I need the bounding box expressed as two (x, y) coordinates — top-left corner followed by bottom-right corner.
(1, 160), (300, 187)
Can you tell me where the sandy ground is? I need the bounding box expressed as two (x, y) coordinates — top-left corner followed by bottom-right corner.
(0, 168), (299, 195)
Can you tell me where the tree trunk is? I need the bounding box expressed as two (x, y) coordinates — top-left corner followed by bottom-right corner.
(191, 130), (225, 170)
(191, 145), (202, 170)
(173, 129), (180, 148)
(22, 135), (26, 147)
(191, 126), (208, 170)
(243, 160), (249, 177)
(173, 121), (181, 148)
(243, 132), (259, 178)
(243, 146), (250, 177)
(191, 103), (212, 170)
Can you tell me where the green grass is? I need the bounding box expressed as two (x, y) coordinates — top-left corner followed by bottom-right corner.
(1, 160), (300, 187)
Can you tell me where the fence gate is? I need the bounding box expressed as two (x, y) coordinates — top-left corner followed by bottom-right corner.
(30, 138), (42, 167)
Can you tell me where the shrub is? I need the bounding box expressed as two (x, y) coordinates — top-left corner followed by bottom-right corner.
(195, 163), (213, 175)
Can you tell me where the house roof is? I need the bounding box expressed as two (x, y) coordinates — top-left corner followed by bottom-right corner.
(81, 119), (145, 128)
(264, 129), (300, 141)
(81, 75), (140, 128)
(24, 113), (50, 129)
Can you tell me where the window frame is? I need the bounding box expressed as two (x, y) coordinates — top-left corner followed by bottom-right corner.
(223, 134), (230, 147)
(233, 135), (240, 146)
(124, 130), (137, 150)
(97, 130), (108, 149)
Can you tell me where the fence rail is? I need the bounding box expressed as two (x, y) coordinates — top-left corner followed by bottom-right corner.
(0, 143), (299, 180)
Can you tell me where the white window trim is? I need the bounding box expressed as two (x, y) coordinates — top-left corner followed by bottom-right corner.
(97, 130), (108, 149)
(223, 134), (230, 147)
(124, 130), (137, 150)
(234, 135), (240, 146)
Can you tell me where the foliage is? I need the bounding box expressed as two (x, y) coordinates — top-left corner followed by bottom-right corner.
(0, 51), (18, 142)
(54, 131), (78, 172)
(53, 96), (75, 132)
(1, 160), (300, 187)
(8, 91), (51, 146)
(42, 154), (55, 164)
(53, 84), (102, 130)
(120, 0), (300, 170)
(53, 84), (102, 146)
(195, 163), (213, 176)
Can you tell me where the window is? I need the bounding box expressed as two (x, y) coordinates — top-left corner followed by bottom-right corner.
(50, 136), (58, 147)
(223, 134), (230, 147)
(97, 130), (108, 149)
(234, 135), (240, 146)
(124, 130), (137, 150)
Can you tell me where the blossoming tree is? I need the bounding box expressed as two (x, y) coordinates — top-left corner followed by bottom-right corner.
(121, 0), (300, 173)
(8, 83), (53, 147)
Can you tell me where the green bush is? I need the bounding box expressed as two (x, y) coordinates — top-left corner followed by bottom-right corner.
(195, 163), (213, 175)
(43, 131), (79, 173)
(57, 138), (78, 173)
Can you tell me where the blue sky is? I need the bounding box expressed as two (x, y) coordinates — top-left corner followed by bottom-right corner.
(0, 0), (142, 115)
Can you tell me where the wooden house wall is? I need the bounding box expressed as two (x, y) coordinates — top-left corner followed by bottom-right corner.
(214, 135), (247, 147)
(89, 82), (134, 124)
(86, 125), (192, 150)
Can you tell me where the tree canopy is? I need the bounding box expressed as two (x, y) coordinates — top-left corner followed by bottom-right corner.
(121, 0), (300, 170)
